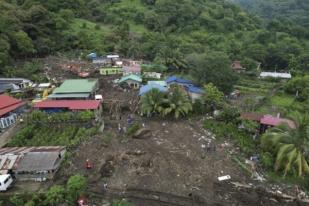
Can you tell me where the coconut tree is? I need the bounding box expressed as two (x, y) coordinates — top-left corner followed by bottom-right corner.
(261, 112), (309, 177)
(161, 86), (192, 119)
(140, 89), (167, 117)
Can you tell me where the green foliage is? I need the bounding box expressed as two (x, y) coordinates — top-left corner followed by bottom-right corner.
(216, 105), (241, 125)
(203, 83), (225, 111)
(141, 64), (167, 73)
(8, 112), (97, 147)
(112, 199), (135, 206)
(10, 196), (24, 206)
(126, 123), (140, 137)
(261, 112), (309, 176)
(67, 175), (87, 204)
(204, 120), (255, 154)
(140, 86), (192, 119)
(285, 75), (309, 102)
(186, 53), (239, 93)
(46, 185), (65, 206)
(1, 0), (308, 77)
(261, 152), (274, 171)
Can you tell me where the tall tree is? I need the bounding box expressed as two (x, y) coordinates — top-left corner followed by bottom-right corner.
(261, 113), (309, 177)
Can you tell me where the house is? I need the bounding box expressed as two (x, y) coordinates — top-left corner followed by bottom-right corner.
(48, 79), (98, 100)
(139, 84), (168, 96)
(143, 72), (162, 79)
(0, 146), (66, 181)
(122, 65), (142, 75)
(118, 74), (142, 89)
(231, 61), (246, 72)
(32, 83), (51, 91)
(92, 57), (110, 65)
(122, 59), (142, 67)
(259, 115), (296, 133)
(99, 67), (123, 75)
(166, 76), (194, 87)
(0, 95), (25, 130)
(0, 78), (33, 93)
(260, 72), (292, 79)
(0, 83), (19, 94)
(33, 100), (102, 119)
(185, 85), (204, 102)
(240, 112), (296, 134)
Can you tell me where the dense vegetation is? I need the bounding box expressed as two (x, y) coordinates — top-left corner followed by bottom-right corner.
(8, 111), (96, 147)
(1, 0), (308, 86)
(8, 175), (87, 206)
(229, 0), (309, 27)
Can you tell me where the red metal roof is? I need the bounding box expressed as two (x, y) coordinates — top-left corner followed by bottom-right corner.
(260, 115), (296, 129)
(34, 100), (101, 110)
(0, 95), (25, 117)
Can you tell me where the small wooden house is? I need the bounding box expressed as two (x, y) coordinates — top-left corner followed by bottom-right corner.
(118, 74), (142, 89)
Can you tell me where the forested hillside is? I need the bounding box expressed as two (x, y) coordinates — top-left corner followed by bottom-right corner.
(1, 0), (308, 78)
(228, 0), (309, 26)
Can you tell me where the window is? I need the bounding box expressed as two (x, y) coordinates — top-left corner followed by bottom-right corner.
(4, 176), (11, 184)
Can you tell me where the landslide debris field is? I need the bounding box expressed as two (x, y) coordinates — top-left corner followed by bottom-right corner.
(41, 57), (308, 206)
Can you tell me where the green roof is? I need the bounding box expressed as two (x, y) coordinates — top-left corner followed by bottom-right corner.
(53, 79), (98, 94)
(118, 74), (142, 83)
(48, 93), (90, 99)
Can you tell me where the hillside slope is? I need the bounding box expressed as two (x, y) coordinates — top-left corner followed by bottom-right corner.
(228, 0), (309, 26)
(1, 0), (308, 76)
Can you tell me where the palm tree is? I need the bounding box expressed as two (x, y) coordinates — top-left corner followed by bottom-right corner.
(140, 89), (167, 117)
(162, 86), (192, 119)
(261, 113), (309, 177)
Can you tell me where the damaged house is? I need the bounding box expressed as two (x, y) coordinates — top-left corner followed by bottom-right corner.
(0, 146), (66, 181)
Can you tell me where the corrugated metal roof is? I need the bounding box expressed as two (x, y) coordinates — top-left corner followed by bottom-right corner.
(0, 95), (25, 117)
(0, 147), (65, 173)
(166, 76), (193, 85)
(52, 79), (98, 94)
(34, 100), (100, 110)
(48, 93), (90, 99)
(260, 115), (296, 129)
(147, 81), (167, 87)
(118, 74), (142, 83)
(139, 84), (168, 96)
(17, 152), (62, 172)
(260, 72), (291, 79)
(185, 86), (204, 94)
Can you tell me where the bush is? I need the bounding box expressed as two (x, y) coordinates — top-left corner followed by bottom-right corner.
(261, 152), (274, 170)
(112, 199), (135, 206)
(67, 175), (87, 205)
(126, 123), (140, 137)
(216, 105), (241, 125)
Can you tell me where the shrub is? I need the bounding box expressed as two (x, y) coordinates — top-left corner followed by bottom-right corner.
(126, 123), (140, 137)
(67, 175), (87, 205)
(261, 152), (274, 170)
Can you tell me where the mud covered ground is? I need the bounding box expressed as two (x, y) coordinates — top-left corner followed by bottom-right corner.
(57, 116), (309, 206)
(38, 56), (308, 206)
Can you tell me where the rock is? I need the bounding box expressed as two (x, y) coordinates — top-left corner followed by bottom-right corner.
(132, 128), (152, 139)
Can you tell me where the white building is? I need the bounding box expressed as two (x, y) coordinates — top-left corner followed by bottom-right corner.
(260, 72), (291, 79)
